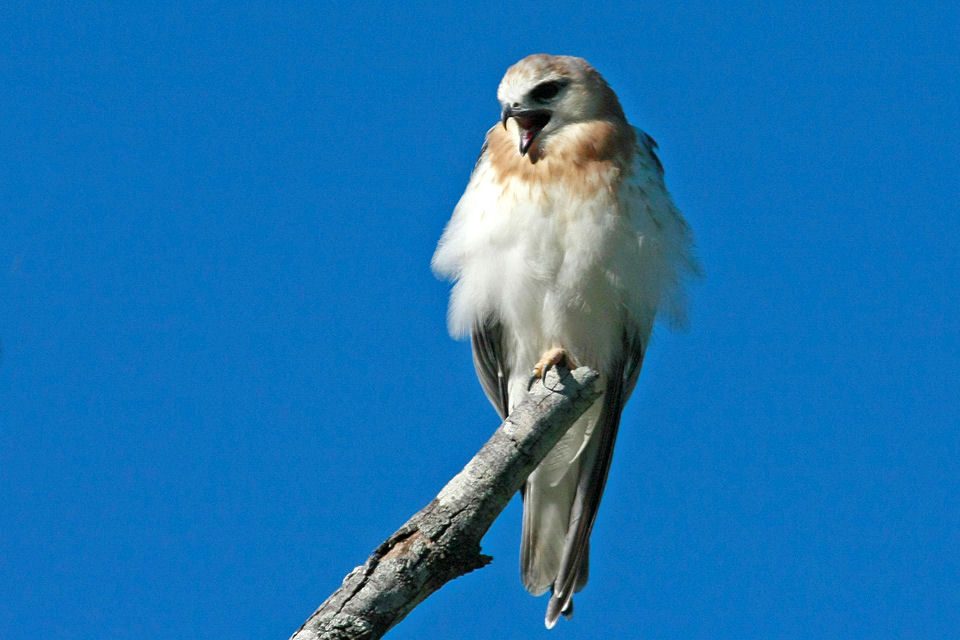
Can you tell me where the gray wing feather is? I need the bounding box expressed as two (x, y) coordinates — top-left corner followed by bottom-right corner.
(544, 326), (646, 627)
(635, 128), (664, 176)
(470, 318), (510, 420)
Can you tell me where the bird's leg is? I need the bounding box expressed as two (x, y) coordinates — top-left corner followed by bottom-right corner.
(527, 347), (578, 390)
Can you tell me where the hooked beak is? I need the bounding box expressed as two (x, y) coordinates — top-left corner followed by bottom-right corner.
(500, 106), (552, 156)
(501, 105), (512, 129)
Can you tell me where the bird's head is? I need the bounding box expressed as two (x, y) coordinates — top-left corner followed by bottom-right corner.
(497, 54), (626, 158)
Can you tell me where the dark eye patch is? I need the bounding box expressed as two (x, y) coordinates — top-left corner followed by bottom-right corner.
(529, 80), (566, 104)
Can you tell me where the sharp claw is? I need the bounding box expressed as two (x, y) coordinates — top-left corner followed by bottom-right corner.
(526, 373), (539, 391)
(542, 361), (554, 379)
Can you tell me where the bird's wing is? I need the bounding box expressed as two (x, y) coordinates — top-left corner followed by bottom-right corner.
(635, 128), (664, 176)
(627, 127), (701, 330)
(622, 323), (646, 401)
(455, 135), (511, 419)
(470, 317), (510, 420)
(543, 326), (646, 626)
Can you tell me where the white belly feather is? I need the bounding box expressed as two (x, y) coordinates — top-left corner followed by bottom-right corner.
(435, 167), (659, 390)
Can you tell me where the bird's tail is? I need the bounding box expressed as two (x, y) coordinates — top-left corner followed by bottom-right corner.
(520, 403), (600, 614)
(523, 348), (631, 628)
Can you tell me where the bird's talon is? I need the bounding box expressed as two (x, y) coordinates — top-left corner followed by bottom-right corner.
(530, 347), (577, 388)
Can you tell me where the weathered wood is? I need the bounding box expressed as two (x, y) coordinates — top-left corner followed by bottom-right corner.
(290, 366), (601, 640)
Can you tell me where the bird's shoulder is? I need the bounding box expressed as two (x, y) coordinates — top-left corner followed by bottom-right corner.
(619, 128), (690, 232)
(632, 127), (664, 176)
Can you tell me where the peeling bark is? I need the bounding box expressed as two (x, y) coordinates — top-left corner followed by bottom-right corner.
(290, 366), (601, 640)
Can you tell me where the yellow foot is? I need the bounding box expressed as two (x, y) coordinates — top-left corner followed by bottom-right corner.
(528, 347), (578, 390)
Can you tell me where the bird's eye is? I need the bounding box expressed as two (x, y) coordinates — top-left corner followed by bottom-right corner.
(529, 80), (565, 104)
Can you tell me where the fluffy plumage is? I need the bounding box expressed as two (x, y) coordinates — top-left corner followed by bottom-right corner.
(433, 54), (698, 628)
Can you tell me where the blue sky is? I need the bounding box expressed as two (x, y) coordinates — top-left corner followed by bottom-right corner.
(2, 2), (958, 639)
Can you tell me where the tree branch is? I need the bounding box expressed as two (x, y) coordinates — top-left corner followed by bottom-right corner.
(289, 366), (601, 640)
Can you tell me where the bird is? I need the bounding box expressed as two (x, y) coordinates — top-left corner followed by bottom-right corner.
(432, 54), (698, 628)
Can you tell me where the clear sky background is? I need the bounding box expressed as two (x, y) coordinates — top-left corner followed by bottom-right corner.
(2, 3), (958, 639)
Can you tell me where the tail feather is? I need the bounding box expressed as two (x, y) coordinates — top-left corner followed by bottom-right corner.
(544, 349), (633, 628)
(520, 402), (600, 595)
(527, 329), (645, 629)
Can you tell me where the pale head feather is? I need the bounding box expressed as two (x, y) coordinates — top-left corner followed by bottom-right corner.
(497, 55), (627, 151)
(487, 54), (635, 187)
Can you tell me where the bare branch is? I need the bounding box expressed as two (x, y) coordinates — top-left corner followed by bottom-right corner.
(290, 366), (601, 640)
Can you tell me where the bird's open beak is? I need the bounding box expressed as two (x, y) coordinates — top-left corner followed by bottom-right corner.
(501, 107), (552, 156)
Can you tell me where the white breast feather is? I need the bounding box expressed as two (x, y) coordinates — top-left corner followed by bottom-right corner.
(432, 131), (696, 384)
